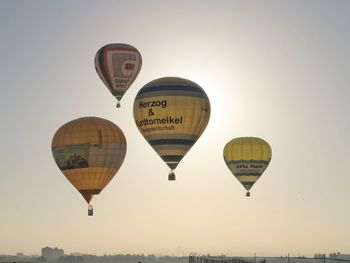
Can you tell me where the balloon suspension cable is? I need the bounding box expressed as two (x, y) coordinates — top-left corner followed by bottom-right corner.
(246, 191), (250, 197)
(116, 101), (121, 108)
(168, 170), (176, 181)
(88, 204), (93, 216)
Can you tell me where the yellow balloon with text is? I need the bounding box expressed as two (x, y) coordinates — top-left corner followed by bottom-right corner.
(133, 77), (211, 181)
(223, 137), (272, 196)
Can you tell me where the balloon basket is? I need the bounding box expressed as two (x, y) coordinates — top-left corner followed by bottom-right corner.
(246, 191), (250, 197)
(88, 205), (93, 216)
(116, 102), (121, 108)
(168, 171), (176, 181)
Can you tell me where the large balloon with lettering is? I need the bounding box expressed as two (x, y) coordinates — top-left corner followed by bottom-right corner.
(51, 117), (127, 215)
(133, 77), (211, 180)
(95, 43), (142, 108)
(223, 137), (272, 197)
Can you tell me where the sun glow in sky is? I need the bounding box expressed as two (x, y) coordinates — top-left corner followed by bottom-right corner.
(0, 0), (350, 257)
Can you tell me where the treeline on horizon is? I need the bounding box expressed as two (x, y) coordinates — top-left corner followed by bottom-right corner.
(2, 254), (350, 263)
(0, 254), (188, 263)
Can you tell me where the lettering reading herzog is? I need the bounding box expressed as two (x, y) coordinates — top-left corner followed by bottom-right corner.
(139, 100), (167, 109)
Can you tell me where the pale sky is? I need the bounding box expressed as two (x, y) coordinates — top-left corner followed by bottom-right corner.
(0, 0), (349, 258)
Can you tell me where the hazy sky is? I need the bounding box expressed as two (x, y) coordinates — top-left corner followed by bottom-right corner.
(1, 0), (349, 258)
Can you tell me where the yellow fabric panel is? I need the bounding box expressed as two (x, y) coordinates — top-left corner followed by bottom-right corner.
(63, 167), (118, 191)
(235, 175), (260, 183)
(52, 117), (126, 146)
(134, 96), (210, 137)
(223, 137), (272, 162)
(88, 143), (126, 168)
(155, 148), (189, 157)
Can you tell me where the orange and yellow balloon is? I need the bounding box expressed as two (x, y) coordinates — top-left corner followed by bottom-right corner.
(223, 137), (272, 196)
(51, 117), (127, 215)
(95, 43), (142, 108)
(133, 77), (210, 180)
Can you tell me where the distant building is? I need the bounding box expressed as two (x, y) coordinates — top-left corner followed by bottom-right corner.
(42, 247), (64, 259)
(16, 253), (24, 257)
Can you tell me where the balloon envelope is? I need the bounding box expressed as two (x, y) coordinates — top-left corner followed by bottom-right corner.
(133, 77), (210, 179)
(223, 137), (271, 195)
(51, 117), (127, 203)
(95, 43), (142, 107)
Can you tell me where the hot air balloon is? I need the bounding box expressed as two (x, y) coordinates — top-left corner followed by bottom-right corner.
(133, 77), (210, 180)
(51, 117), (127, 215)
(223, 137), (271, 197)
(95, 43), (142, 108)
